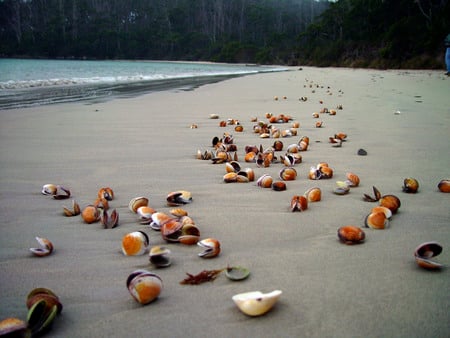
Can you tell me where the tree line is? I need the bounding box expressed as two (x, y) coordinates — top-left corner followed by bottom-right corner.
(0, 0), (449, 68)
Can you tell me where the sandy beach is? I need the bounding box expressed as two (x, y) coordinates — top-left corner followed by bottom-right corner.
(0, 67), (449, 337)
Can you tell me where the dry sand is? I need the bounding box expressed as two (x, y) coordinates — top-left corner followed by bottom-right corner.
(0, 67), (449, 338)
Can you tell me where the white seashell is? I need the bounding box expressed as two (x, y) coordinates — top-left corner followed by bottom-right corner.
(232, 290), (282, 316)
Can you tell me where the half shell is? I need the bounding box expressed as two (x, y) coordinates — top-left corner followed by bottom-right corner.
(414, 242), (443, 270)
(232, 290), (282, 316)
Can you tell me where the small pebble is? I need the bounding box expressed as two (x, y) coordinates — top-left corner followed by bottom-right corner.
(357, 149), (367, 156)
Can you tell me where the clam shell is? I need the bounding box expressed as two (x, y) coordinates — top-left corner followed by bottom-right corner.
(149, 246), (171, 268)
(225, 161), (241, 173)
(364, 212), (389, 229)
(272, 140), (284, 151)
(98, 187), (114, 201)
(304, 187), (321, 202)
(232, 290), (282, 316)
(137, 206), (156, 224)
(272, 181), (287, 191)
(402, 178), (419, 193)
(257, 174), (273, 188)
(197, 238), (220, 258)
(223, 172), (238, 183)
(371, 206), (392, 220)
(161, 220), (183, 242)
(150, 212), (174, 231)
(62, 199), (81, 217)
(437, 179), (450, 193)
(101, 208), (119, 229)
(122, 231), (149, 256)
(337, 226), (365, 245)
(0, 317), (28, 337)
(379, 195), (401, 214)
(346, 172), (360, 187)
(127, 270), (163, 305)
(81, 205), (100, 224)
(178, 223), (200, 245)
(414, 241), (443, 270)
(26, 288), (63, 314)
(30, 237), (54, 257)
(128, 197), (149, 213)
(279, 167), (297, 181)
(225, 266), (250, 281)
(169, 208), (188, 218)
(333, 181), (350, 195)
(290, 195), (308, 212)
(167, 190), (192, 206)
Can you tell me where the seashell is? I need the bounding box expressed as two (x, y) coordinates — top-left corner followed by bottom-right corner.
(286, 143), (300, 153)
(223, 172), (238, 183)
(81, 205), (100, 224)
(345, 172), (360, 187)
(289, 128), (298, 136)
(312, 112), (319, 118)
(234, 125), (244, 132)
(209, 114), (219, 119)
(414, 242), (443, 270)
(357, 148), (367, 156)
(169, 208), (188, 218)
(257, 174), (273, 188)
(179, 223), (201, 245)
(273, 140), (283, 151)
(272, 181), (287, 191)
(149, 246), (171, 268)
(225, 266), (250, 281)
(212, 150), (228, 164)
(26, 287), (63, 315)
(244, 151), (257, 163)
(226, 144), (238, 152)
(0, 317), (28, 337)
(93, 197), (109, 210)
(363, 186), (381, 202)
(319, 165), (333, 179)
(364, 211), (389, 229)
(137, 206), (157, 224)
(197, 238), (221, 258)
(308, 166), (321, 180)
(219, 120), (227, 127)
(30, 237), (54, 257)
(279, 167), (297, 181)
(402, 177), (419, 193)
(179, 215), (195, 226)
(122, 231), (149, 256)
(232, 290), (282, 317)
(245, 145), (259, 154)
(62, 199), (81, 217)
(101, 209), (119, 229)
(334, 132), (346, 141)
(161, 219), (183, 242)
(290, 195), (308, 212)
(260, 133), (270, 138)
(225, 161), (241, 173)
(379, 194), (401, 214)
(315, 121), (323, 128)
(298, 140), (308, 151)
(240, 168), (255, 182)
(329, 109), (337, 115)
(167, 190), (192, 206)
(291, 121), (300, 128)
(371, 206), (392, 220)
(304, 187), (321, 202)
(271, 128), (281, 138)
(197, 149), (213, 160)
(128, 197), (149, 213)
(26, 288), (62, 337)
(437, 179), (450, 193)
(333, 181), (350, 195)
(337, 226), (365, 245)
(127, 270), (163, 305)
(41, 184), (57, 196)
(235, 173), (250, 183)
(98, 187), (114, 201)
(149, 212), (173, 231)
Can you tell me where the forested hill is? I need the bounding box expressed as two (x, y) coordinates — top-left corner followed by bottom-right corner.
(1, 0), (449, 69)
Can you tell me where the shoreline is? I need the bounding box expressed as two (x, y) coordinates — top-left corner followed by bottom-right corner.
(0, 67), (449, 337)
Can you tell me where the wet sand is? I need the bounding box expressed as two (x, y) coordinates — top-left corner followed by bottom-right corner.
(0, 67), (449, 337)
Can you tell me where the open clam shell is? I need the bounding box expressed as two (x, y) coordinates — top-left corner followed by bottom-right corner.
(232, 290), (282, 316)
(149, 246), (171, 268)
(414, 242), (443, 270)
(197, 238), (221, 258)
(225, 266), (250, 281)
(167, 190), (192, 206)
(30, 237), (54, 257)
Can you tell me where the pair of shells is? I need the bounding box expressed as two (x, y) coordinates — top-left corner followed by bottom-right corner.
(280, 153), (302, 166)
(363, 187), (401, 214)
(26, 288), (63, 337)
(333, 173), (360, 195)
(30, 237), (53, 257)
(41, 184), (71, 200)
(127, 270), (162, 305)
(365, 206), (392, 230)
(290, 195), (308, 212)
(338, 226), (366, 245)
(232, 290), (282, 317)
(161, 219), (200, 245)
(257, 174), (287, 191)
(309, 163), (333, 180)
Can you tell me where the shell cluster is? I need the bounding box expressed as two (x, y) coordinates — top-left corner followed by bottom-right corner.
(362, 187), (401, 230)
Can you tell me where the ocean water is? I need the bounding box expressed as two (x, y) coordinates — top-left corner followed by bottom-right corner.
(0, 59), (285, 109)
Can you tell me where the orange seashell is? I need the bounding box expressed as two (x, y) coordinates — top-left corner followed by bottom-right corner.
(257, 174), (273, 188)
(93, 197), (109, 210)
(161, 220), (183, 242)
(179, 224), (201, 245)
(244, 151), (257, 163)
(334, 132), (346, 141)
(304, 187), (321, 202)
(169, 208), (188, 218)
(98, 187), (114, 201)
(198, 238), (221, 258)
(279, 167), (297, 181)
(129, 197), (149, 213)
(402, 177), (419, 193)
(291, 121), (300, 128)
(371, 206), (392, 219)
(379, 195), (401, 214)
(337, 226), (365, 245)
(62, 199), (81, 217)
(329, 109), (337, 116)
(223, 172), (238, 183)
(235, 125), (244, 132)
(150, 212), (174, 230)
(290, 195), (308, 212)
(137, 206), (157, 223)
(312, 112), (319, 118)
(320, 166), (333, 179)
(81, 205), (100, 224)
(365, 212), (389, 229)
(315, 121), (323, 128)
(437, 179), (450, 192)
(127, 270), (162, 305)
(122, 231), (149, 256)
(272, 181), (286, 191)
(346, 172), (360, 187)
(219, 120), (227, 127)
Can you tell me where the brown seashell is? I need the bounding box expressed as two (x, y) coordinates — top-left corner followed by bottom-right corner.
(127, 270), (162, 305)
(234, 125), (244, 132)
(365, 212), (389, 229)
(273, 140), (284, 151)
(437, 179), (450, 193)
(346, 172), (360, 187)
(122, 231), (149, 256)
(98, 187), (114, 201)
(167, 190), (192, 206)
(179, 223), (201, 245)
(272, 181), (286, 191)
(379, 195), (401, 214)
(363, 186), (381, 202)
(320, 166), (333, 179)
(198, 238), (221, 258)
(240, 168), (255, 182)
(279, 167), (297, 181)
(312, 112), (319, 118)
(101, 209), (119, 229)
(337, 226), (365, 245)
(290, 195), (308, 212)
(414, 242), (443, 270)
(0, 317), (28, 337)
(223, 172), (238, 183)
(304, 187), (321, 202)
(150, 212), (174, 231)
(244, 151), (257, 163)
(371, 206), (392, 220)
(81, 205), (100, 224)
(286, 143), (300, 153)
(62, 199), (81, 217)
(225, 161), (241, 173)
(129, 197), (149, 213)
(137, 206), (157, 224)
(30, 237), (54, 257)
(245, 145), (259, 154)
(219, 120), (227, 127)
(257, 174), (273, 188)
(291, 121), (300, 128)
(161, 219), (183, 242)
(402, 177), (419, 193)
(329, 109), (337, 116)
(334, 132), (347, 141)
(93, 197), (109, 210)
(315, 121), (323, 128)
(149, 246), (171, 267)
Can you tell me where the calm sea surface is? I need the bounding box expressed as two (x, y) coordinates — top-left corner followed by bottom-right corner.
(0, 59), (286, 109)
